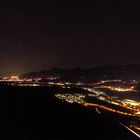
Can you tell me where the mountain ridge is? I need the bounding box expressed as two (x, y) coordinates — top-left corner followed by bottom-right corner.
(19, 64), (140, 82)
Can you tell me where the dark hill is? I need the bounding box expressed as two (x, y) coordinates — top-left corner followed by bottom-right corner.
(19, 65), (140, 82)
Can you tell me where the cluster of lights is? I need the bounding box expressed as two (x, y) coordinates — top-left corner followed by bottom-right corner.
(1, 77), (140, 135)
(94, 80), (122, 85)
(95, 85), (137, 92)
(84, 87), (140, 115)
(0, 76), (20, 82)
(1, 77), (140, 117)
(0, 76), (33, 82)
(55, 85), (140, 117)
(55, 94), (85, 103)
(124, 99), (140, 107)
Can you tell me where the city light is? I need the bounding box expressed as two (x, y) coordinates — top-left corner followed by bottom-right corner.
(1, 76), (140, 119)
(95, 86), (137, 92)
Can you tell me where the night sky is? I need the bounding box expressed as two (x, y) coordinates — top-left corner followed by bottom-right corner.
(0, 0), (140, 74)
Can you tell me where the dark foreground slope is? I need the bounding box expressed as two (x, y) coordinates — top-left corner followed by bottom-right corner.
(0, 86), (139, 140)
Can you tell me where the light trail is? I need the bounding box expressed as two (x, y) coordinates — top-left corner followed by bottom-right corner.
(120, 122), (140, 139)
